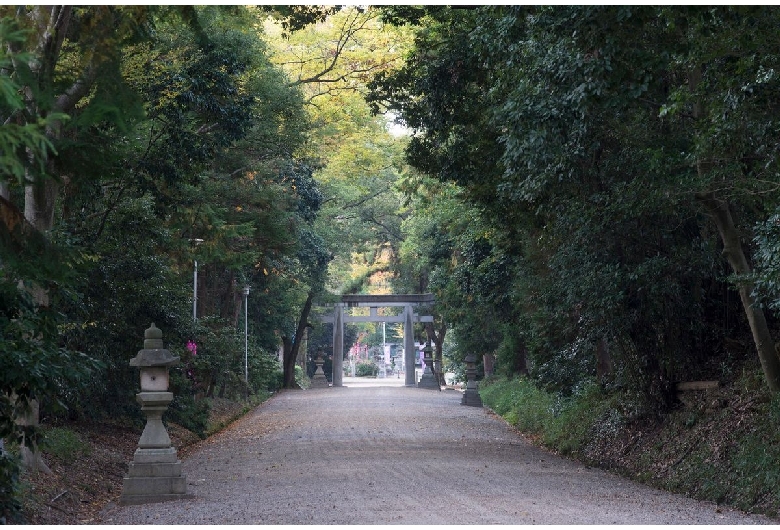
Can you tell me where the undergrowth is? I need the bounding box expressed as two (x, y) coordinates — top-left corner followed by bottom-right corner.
(480, 376), (620, 455)
(479, 374), (780, 518)
(39, 427), (91, 460)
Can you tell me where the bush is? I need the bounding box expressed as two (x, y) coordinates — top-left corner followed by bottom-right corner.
(541, 382), (618, 455)
(167, 371), (210, 438)
(355, 361), (378, 377)
(249, 349), (284, 393)
(663, 380), (780, 515)
(0, 451), (20, 524)
(479, 376), (554, 435)
(480, 373), (780, 517)
(295, 365), (310, 389)
(480, 376), (621, 455)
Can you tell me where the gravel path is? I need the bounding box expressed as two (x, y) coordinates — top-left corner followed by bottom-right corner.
(99, 377), (774, 525)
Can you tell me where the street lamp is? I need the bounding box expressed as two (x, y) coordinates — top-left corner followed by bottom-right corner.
(243, 285), (250, 385)
(191, 238), (204, 321)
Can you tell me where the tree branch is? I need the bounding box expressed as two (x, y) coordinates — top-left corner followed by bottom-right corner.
(286, 10), (381, 88)
(54, 65), (97, 114)
(341, 184), (392, 209)
(364, 214), (403, 241)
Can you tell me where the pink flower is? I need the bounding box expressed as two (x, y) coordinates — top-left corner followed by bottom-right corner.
(187, 340), (197, 356)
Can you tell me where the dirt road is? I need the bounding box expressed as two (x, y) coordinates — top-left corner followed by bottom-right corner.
(98, 377), (773, 524)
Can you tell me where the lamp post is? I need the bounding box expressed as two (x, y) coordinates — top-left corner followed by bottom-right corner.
(243, 285), (250, 384)
(193, 260), (198, 321)
(191, 238), (204, 322)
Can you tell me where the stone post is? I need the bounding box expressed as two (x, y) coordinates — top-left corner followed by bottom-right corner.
(310, 348), (330, 388)
(404, 305), (416, 386)
(417, 340), (440, 390)
(461, 353), (483, 407)
(120, 324), (192, 505)
(332, 305), (344, 387)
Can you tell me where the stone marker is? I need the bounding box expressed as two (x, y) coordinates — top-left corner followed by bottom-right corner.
(120, 323), (192, 505)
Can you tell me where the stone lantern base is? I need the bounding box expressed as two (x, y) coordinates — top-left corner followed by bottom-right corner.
(461, 386), (483, 407)
(120, 447), (191, 505)
(119, 391), (192, 505)
(310, 370), (329, 388)
(417, 369), (440, 389)
(461, 353), (483, 407)
(310, 354), (330, 388)
(418, 342), (440, 390)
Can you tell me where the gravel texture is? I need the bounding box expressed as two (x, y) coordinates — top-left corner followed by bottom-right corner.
(98, 377), (774, 525)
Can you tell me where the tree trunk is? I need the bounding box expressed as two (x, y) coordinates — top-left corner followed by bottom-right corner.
(424, 321), (446, 387)
(515, 340), (529, 375)
(697, 192), (780, 391)
(282, 290), (315, 388)
(16, 399), (51, 475)
(282, 336), (296, 388)
(0, 199), (50, 474)
(14, 8), (74, 473)
(596, 337), (612, 382)
(24, 178), (59, 233)
(11, 6), (138, 473)
(688, 60), (780, 391)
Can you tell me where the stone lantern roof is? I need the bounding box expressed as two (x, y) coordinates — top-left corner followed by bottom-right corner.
(129, 323), (179, 368)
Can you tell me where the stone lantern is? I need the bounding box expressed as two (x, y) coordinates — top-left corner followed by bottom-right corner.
(417, 340), (439, 389)
(120, 323), (191, 505)
(310, 348), (329, 388)
(461, 353), (483, 407)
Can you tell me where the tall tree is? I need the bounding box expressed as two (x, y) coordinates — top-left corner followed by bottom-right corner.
(0, 7), (148, 229)
(373, 6), (780, 402)
(265, 7), (414, 297)
(1, 9), (150, 449)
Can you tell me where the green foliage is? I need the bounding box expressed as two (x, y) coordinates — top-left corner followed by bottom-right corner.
(0, 450), (20, 523)
(166, 370), (210, 438)
(752, 208), (780, 315)
(479, 377), (554, 435)
(294, 365), (310, 390)
(39, 427), (90, 460)
(0, 17), (67, 185)
(376, 5), (780, 408)
(482, 372), (780, 517)
(124, 7), (259, 191)
(0, 5), (327, 519)
(0, 13), (108, 513)
(57, 194), (191, 421)
(355, 361), (378, 377)
(728, 430), (780, 512)
(540, 383), (621, 455)
(261, 6), (339, 36)
(40, 1), (316, 417)
(0, 226), (101, 523)
(480, 376), (623, 457)
(252, 351), (284, 395)
(656, 378), (780, 516)
(264, 7), (412, 301)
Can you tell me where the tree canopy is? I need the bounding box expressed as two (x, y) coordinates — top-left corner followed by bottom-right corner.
(370, 5), (780, 400)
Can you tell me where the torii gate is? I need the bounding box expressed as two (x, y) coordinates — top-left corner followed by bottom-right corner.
(321, 294), (435, 387)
